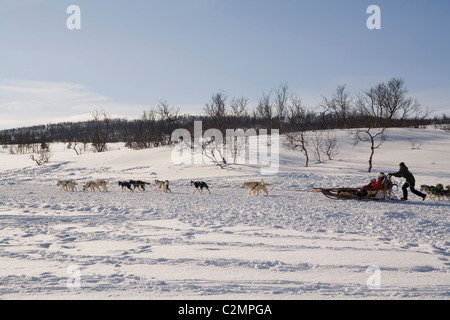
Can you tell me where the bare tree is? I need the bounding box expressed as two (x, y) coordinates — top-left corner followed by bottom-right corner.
(311, 131), (323, 163)
(283, 95), (312, 167)
(70, 139), (84, 155)
(382, 78), (425, 122)
(229, 96), (249, 132)
(1, 133), (9, 148)
(322, 132), (341, 160)
(351, 78), (429, 172)
(158, 100), (180, 144)
(228, 97), (250, 164)
(352, 126), (388, 172)
(204, 91), (227, 134)
(320, 84), (354, 129)
(333, 84), (354, 127)
(284, 131), (310, 167)
(286, 94), (305, 130)
(351, 79), (395, 172)
(353, 95), (387, 172)
(30, 148), (53, 166)
(91, 110), (113, 153)
(230, 97), (248, 118)
(361, 78), (427, 126)
(195, 134), (227, 169)
(274, 84), (289, 131)
(132, 109), (159, 149)
(255, 92), (273, 129)
(408, 137), (422, 150)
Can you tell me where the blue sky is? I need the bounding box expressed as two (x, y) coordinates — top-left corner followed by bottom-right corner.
(1, 0), (449, 129)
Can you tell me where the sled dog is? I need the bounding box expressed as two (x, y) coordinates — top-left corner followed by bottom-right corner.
(420, 184), (450, 201)
(118, 181), (133, 191)
(250, 179), (273, 196)
(98, 180), (109, 191)
(435, 184), (450, 201)
(154, 179), (171, 193)
(57, 180), (70, 191)
(191, 180), (210, 194)
(67, 180), (78, 192)
(241, 181), (259, 195)
(130, 180), (151, 191)
(83, 180), (109, 192)
(420, 184), (437, 200)
(435, 184), (445, 201)
(57, 180), (77, 192)
(445, 185), (450, 200)
(241, 179), (273, 196)
(83, 181), (99, 192)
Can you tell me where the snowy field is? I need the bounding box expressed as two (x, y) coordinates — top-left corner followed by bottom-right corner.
(0, 127), (449, 300)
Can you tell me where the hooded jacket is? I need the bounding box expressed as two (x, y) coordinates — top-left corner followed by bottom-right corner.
(390, 163), (415, 184)
(362, 177), (385, 191)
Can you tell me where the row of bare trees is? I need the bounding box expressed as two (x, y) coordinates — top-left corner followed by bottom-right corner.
(285, 78), (429, 171)
(0, 77), (437, 170)
(173, 78), (429, 172)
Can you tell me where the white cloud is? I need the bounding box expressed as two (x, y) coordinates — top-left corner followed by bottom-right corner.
(411, 89), (450, 117)
(0, 79), (141, 129)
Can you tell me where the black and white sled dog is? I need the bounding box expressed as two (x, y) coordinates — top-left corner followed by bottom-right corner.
(420, 184), (450, 201)
(435, 184), (450, 201)
(118, 180), (150, 191)
(118, 181), (133, 191)
(154, 179), (171, 193)
(130, 180), (151, 191)
(190, 180), (210, 194)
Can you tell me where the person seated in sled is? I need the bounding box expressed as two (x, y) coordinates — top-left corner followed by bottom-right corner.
(357, 172), (386, 198)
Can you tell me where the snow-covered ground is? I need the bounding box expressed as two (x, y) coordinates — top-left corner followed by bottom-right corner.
(0, 127), (449, 299)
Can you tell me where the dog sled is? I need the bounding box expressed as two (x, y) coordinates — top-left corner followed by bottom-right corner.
(311, 187), (390, 201)
(311, 176), (398, 201)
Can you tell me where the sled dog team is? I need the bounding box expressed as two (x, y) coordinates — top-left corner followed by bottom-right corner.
(420, 184), (450, 202)
(56, 175), (449, 201)
(56, 176), (450, 200)
(57, 178), (273, 196)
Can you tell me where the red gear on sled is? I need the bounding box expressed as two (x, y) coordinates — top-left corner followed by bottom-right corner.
(362, 177), (385, 192)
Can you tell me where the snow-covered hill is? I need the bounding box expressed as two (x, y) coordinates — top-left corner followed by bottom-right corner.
(0, 127), (449, 299)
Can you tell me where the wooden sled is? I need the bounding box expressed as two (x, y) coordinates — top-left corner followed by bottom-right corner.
(312, 187), (396, 201)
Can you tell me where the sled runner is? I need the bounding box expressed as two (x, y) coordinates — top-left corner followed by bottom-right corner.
(311, 187), (389, 201)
